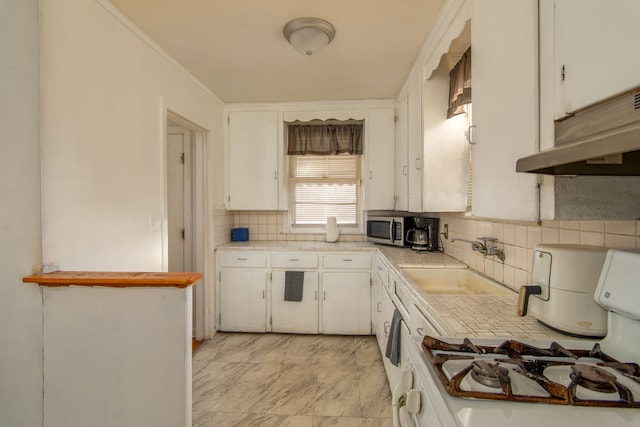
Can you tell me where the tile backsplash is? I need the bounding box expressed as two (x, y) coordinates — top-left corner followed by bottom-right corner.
(214, 210), (639, 292)
(214, 210), (366, 246)
(438, 213), (640, 291)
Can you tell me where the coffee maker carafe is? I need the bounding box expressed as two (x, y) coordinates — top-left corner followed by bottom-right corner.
(406, 217), (439, 252)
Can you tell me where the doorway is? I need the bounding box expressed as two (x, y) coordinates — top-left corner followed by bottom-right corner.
(167, 114), (207, 341)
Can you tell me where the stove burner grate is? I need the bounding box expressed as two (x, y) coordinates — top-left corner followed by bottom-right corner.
(470, 360), (510, 389)
(421, 336), (640, 408)
(570, 365), (618, 393)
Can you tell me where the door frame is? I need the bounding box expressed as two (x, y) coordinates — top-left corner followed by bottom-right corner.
(164, 109), (211, 340)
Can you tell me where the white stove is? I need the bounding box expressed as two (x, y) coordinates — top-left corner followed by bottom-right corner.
(395, 249), (640, 426)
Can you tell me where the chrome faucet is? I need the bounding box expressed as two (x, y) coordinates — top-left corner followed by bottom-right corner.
(450, 237), (505, 262)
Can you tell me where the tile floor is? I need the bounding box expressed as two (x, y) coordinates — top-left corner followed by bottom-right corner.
(192, 333), (392, 426)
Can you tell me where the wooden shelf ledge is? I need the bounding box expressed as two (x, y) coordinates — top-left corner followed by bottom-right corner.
(22, 271), (202, 288)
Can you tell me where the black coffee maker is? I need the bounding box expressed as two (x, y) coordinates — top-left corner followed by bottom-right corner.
(406, 217), (439, 252)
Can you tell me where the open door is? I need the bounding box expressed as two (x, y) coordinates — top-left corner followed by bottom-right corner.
(167, 116), (206, 341)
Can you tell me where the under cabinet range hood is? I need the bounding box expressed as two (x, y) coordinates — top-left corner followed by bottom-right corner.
(516, 89), (640, 175)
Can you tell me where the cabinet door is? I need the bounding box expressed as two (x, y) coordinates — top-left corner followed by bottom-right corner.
(395, 93), (409, 211)
(271, 271), (319, 334)
(365, 107), (395, 210)
(407, 71), (424, 212)
(471, 0), (539, 221)
(388, 320), (411, 392)
(321, 272), (371, 335)
(227, 111), (279, 210)
(554, 0), (640, 117)
(422, 64), (469, 213)
(377, 285), (395, 356)
(219, 270), (267, 332)
(371, 267), (382, 343)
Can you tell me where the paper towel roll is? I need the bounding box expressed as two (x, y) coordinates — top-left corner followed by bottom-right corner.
(326, 216), (339, 242)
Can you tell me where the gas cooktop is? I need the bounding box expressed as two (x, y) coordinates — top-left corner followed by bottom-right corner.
(421, 335), (640, 408)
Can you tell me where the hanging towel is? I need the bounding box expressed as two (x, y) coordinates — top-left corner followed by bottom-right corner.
(284, 271), (305, 302)
(385, 309), (403, 366)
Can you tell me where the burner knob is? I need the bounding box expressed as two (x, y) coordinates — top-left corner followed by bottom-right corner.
(406, 389), (421, 414)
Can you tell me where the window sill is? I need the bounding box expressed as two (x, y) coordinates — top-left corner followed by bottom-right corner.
(285, 227), (363, 235)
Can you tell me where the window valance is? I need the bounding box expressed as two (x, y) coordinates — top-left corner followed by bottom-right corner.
(287, 121), (364, 155)
(447, 47), (472, 119)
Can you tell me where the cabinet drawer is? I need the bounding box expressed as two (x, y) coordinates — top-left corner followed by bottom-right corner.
(411, 303), (444, 337)
(218, 252), (266, 268)
(271, 253), (318, 269)
(394, 281), (412, 320)
(322, 253), (371, 269)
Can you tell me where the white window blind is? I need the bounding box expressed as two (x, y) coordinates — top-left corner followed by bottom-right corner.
(289, 154), (361, 225)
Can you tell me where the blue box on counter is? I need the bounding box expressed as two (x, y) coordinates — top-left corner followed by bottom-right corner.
(231, 227), (249, 241)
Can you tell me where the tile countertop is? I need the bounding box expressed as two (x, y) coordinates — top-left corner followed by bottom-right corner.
(377, 248), (569, 340)
(217, 241), (568, 340)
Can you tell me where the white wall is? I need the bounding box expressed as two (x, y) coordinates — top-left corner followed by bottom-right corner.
(40, 0), (224, 271)
(43, 286), (193, 427)
(0, 0), (44, 425)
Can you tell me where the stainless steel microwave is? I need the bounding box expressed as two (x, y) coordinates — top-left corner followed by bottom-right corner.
(366, 216), (408, 246)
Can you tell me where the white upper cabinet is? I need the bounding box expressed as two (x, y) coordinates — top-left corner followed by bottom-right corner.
(553, 0), (640, 118)
(421, 18), (471, 214)
(422, 72), (469, 213)
(227, 110), (279, 210)
(365, 107), (395, 210)
(470, 0), (539, 221)
(397, 0), (472, 214)
(226, 102), (394, 212)
(393, 71), (423, 212)
(394, 93), (409, 211)
(407, 71), (424, 213)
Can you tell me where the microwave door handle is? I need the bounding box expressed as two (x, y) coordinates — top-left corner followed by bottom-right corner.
(390, 221), (395, 243)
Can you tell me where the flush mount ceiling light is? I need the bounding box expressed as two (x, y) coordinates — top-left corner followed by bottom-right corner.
(283, 17), (336, 56)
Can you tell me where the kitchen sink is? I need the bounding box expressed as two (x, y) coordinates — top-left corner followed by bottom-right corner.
(402, 268), (513, 296)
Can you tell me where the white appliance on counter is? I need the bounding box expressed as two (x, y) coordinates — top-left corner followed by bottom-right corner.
(518, 244), (609, 337)
(393, 249), (640, 427)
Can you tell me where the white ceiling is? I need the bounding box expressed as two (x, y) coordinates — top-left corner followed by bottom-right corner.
(110, 0), (447, 103)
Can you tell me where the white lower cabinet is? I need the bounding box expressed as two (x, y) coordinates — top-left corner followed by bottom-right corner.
(217, 250), (371, 335)
(321, 272), (371, 335)
(219, 270), (267, 332)
(377, 285), (395, 355)
(271, 271), (319, 334)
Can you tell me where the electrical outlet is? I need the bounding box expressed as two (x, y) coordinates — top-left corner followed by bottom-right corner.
(443, 224), (449, 240)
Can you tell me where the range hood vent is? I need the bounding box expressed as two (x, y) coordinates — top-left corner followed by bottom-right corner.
(516, 89), (640, 176)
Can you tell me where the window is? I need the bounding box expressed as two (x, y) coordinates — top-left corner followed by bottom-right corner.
(447, 47), (471, 119)
(289, 154), (361, 227)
